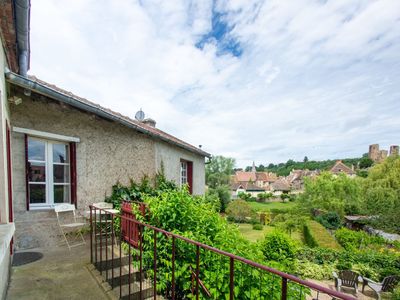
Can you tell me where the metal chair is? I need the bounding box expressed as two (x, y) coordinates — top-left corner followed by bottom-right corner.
(55, 204), (86, 250)
(362, 275), (399, 300)
(333, 270), (360, 295)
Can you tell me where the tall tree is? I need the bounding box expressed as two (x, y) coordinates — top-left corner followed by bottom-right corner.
(205, 155), (235, 188)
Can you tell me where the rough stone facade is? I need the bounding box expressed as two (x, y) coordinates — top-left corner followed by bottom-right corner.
(390, 145), (399, 156)
(155, 142), (205, 195)
(9, 89), (206, 249)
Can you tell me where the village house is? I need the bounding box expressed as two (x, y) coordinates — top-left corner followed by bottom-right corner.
(330, 160), (355, 177)
(230, 162), (277, 196)
(0, 1), (210, 293)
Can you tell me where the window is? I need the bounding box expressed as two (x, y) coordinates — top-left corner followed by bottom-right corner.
(180, 161), (188, 186)
(27, 137), (71, 208)
(180, 159), (193, 194)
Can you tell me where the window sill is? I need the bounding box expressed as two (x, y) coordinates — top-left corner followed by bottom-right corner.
(0, 223), (15, 263)
(29, 204), (71, 211)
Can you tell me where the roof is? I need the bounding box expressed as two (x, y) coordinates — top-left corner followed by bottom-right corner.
(231, 182), (265, 192)
(330, 160), (355, 175)
(0, 0), (19, 72)
(271, 179), (291, 192)
(234, 171), (256, 182)
(256, 172), (277, 182)
(6, 72), (211, 157)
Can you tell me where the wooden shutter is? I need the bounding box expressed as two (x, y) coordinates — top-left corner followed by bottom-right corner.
(69, 142), (77, 208)
(187, 161), (193, 194)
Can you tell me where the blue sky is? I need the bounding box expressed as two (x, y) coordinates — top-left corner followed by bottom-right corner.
(30, 0), (400, 167)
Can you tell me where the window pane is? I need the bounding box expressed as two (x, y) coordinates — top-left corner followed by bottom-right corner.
(53, 144), (69, 163)
(53, 165), (70, 183)
(28, 139), (45, 161)
(54, 185), (70, 203)
(28, 162), (46, 182)
(29, 184), (46, 203)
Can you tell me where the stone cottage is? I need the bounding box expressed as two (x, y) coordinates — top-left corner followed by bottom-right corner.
(0, 1), (210, 284)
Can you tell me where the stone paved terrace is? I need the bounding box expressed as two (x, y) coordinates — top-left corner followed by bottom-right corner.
(6, 242), (109, 300)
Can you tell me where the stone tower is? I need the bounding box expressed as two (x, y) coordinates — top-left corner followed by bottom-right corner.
(378, 150), (388, 162)
(368, 144), (380, 162)
(390, 145), (399, 156)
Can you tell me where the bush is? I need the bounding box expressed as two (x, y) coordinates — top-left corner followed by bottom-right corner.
(315, 211), (341, 230)
(226, 200), (255, 223)
(261, 230), (297, 262)
(294, 261), (335, 280)
(252, 224), (263, 230)
(207, 185), (231, 212)
(303, 221), (341, 249)
(335, 228), (386, 251)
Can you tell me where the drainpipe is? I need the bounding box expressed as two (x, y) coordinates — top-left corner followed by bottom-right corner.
(14, 0), (31, 76)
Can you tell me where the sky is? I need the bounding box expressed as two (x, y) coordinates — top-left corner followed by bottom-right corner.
(29, 0), (400, 167)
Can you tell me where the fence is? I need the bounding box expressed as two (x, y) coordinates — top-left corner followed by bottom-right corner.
(89, 204), (355, 300)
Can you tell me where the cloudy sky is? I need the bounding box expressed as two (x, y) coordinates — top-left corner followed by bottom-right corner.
(30, 0), (400, 167)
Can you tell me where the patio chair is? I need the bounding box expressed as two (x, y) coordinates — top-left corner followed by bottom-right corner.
(333, 270), (360, 295)
(362, 275), (399, 300)
(55, 204), (86, 250)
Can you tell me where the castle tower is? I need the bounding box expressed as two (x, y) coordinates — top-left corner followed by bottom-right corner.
(378, 150), (388, 162)
(390, 145), (399, 156)
(369, 144), (380, 162)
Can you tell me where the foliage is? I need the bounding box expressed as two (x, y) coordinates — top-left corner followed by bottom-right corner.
(280, 193), (290, 202)
(105, 172), (177, 209)
(257, 192), (273, 202)
(226, 200), (255, 223)
(261, 230), (297, 263)
(315, 211), (341, 230)
(249, 157), (364, 177)
(206, 185), (231, 212)
(205, 155), (235, 189)
(359, 157), (373, 169)
(252, 223), (263, 230)
(302, 221), (341, 249)
(293, 261), (335, 280)
(298, 172), (363, 216)
(237, 191), (252, 201)
(334, 228), (389, 251)
(137, 186), (306, 299)
(361, 156), (400, 233)
(296, 246), (400, 281)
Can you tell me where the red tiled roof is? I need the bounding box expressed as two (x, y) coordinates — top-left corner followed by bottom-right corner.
(19, 75), (211, 157)
(234, 171), (256, 182)
(330, 160), (355, 175)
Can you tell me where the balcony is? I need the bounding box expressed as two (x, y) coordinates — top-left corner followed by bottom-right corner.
(88, 205), (355, 300)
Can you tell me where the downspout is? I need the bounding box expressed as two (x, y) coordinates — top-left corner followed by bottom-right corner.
(14, 0), (30, 76)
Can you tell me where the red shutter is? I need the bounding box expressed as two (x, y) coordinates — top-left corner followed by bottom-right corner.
(25, 134), (29, 211)
(69, 142), (77, 208)
(187, 161), (193, 194)
(6, 123), (13, 222)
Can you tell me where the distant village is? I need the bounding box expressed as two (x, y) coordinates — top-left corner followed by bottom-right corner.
(231, 143), (399, 198)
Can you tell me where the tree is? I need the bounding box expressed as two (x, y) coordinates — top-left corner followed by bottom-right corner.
(359, 157), (373, 169)
(206, 155), (235, 189)
(298, 172), (363, 216)
(303, 156), (309, 163)
(361, 156), (400, 233)
(226, 200), (255, 223)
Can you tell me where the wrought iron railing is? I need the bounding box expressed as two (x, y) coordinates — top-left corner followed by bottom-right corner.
(89, 204), (355, 300)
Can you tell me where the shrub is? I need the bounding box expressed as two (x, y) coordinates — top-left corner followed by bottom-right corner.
(294, 261), (335, 280)
(252, 224), (263, 230)
(336, 260), (352, 271)
(238, 192), (252, 201)
(226, 200), (255, 223)
(303, 221), (341, 249)
(315, 211), (341, 230)
(335, 227), (387, 251)
(261, 230), (297, 262)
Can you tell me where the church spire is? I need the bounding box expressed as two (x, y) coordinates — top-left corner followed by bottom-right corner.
(251, 161), (256, 173)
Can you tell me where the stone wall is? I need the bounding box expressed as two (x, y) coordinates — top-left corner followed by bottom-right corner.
(155, 142), (205, 195)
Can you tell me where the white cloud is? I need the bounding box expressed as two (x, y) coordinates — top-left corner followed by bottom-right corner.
(30, 0), (400, 167)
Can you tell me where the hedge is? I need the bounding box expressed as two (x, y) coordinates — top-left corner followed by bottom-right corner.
(303, 221), (341, 250)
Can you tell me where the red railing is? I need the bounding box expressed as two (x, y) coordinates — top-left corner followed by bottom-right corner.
(89, 205), (356, 300)
(121, 201), (147, 247)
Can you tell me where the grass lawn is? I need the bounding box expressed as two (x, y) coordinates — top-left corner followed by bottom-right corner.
(248, 201), (296, 212)
(237, 223), (304, 244)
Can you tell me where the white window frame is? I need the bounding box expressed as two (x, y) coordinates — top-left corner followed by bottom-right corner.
(180, 161), (188, 186)
(28, 137), (71, 210)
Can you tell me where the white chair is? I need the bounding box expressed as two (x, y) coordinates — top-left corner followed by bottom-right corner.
(55, 204), (86, 250)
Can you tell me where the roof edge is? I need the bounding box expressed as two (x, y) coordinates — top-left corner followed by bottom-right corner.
(6, 71), (211, 158)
